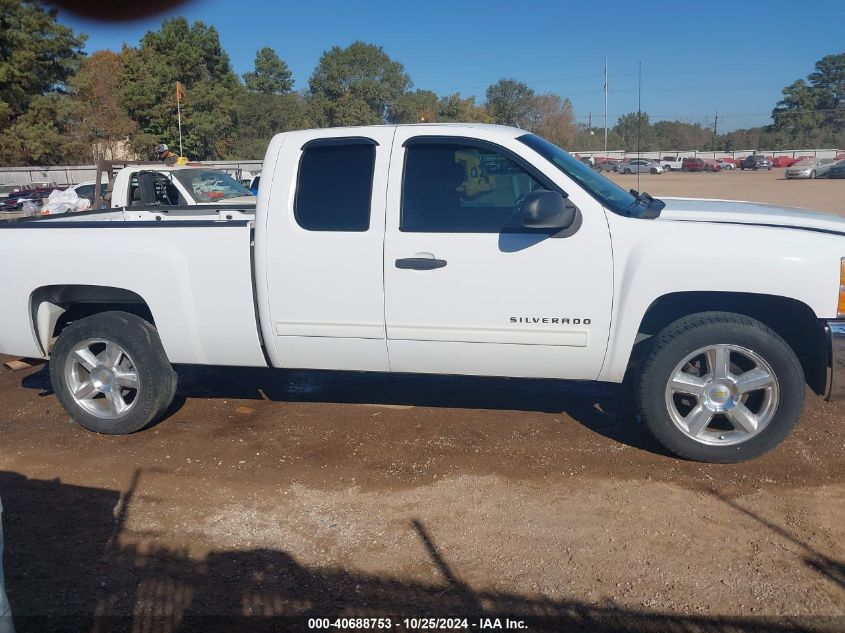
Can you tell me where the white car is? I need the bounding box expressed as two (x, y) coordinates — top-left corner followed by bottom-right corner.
(715, 159), (736, 171)
(0, 123), (843, 464)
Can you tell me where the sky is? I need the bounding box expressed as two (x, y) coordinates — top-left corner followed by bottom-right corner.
(55, 0), (845, 133)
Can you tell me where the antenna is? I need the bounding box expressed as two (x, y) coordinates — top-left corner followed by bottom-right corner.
(636, 60), (642, 193)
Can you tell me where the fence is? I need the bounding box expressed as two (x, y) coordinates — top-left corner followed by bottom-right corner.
(0, 160), (264, 187)
(2, 148), (844, 186)
(574, 148), (843, 160)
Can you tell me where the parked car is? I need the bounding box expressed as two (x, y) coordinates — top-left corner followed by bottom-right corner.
(771, 156), (797, 168)
(25, 183), (66, 199)
(0, 189), (42, 212)
(0, 184), (30, 200)
(659, 156), (685, 171)
(594, 158), (620, 172)
(1, 124), (844, 465)
(785, 158), (838, 179)
(702, 159), (723, 172)
(71, 181), (109, 203)
(682, 157), (708, 172)
(715, 159), (736, 170)
(618, 158), (663, 174)
(106, 166), (256, 208)
(740, 155), (773, 171)
(822, 160), (845, 179)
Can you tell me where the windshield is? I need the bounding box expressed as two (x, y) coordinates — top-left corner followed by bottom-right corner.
(172, 169), (254, 202)
(793, 159), (817, 167)
(518, 133), (639, 216)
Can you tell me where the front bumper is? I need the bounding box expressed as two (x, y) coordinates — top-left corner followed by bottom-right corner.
(824, 320), (845, 400)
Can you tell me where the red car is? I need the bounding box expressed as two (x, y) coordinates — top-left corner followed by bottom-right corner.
(682, 157), (707, 172)
(771, 156), (799, 168)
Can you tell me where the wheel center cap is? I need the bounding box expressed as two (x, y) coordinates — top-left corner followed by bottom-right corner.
(705, 380), (736, 410)
(92, 366), (115, 390)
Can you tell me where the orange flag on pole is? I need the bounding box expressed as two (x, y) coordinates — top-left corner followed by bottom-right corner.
(176, 81), (186, 103)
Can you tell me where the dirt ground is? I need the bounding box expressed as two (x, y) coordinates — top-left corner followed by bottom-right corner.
(1, 169), (844, 632)
(608, 167), (845, 215)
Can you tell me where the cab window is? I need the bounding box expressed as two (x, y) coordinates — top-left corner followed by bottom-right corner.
(401, 141), (547, 233)
(128, 172), (182, 206)
(295, 142), (375, 231)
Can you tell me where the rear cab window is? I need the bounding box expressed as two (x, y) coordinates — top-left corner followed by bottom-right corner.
(295, 139), (376, 231)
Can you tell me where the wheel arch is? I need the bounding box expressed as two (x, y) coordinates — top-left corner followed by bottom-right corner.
(30, 285), (155, 356)
(627, 291), (827, 395)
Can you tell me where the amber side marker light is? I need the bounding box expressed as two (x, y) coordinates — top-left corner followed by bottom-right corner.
(838, 258), (845, 318)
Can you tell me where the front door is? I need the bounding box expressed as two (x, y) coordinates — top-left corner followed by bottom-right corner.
(383, 130), (614, 380)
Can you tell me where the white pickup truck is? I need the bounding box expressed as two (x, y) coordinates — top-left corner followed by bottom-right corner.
(105, 164), (256, 208)
(0, 124), (843, 463)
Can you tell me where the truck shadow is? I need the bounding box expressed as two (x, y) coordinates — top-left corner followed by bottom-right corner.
(2, 470), (837, 633)
(711, 492), (844, 591)
(21, 363), (668, 456)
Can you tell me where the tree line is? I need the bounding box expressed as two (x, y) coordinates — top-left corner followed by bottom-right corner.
(0, 1), (842, 166)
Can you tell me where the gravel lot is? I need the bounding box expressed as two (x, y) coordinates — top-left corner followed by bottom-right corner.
(1, 170), (843, 632)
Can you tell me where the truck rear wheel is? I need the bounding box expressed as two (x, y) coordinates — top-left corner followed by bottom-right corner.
(50, 311), (177, 435)
(635, 312), (804, 463)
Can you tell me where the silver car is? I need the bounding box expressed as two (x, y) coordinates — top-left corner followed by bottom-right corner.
(618, 159), (664, 174)
(785, 158), (837, 179)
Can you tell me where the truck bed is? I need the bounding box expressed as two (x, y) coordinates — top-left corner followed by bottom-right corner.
(0, 206), (266, 367)
(1, 205), (255, 225)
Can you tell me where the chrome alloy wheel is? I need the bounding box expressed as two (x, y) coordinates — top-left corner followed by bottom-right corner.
(664, 344), (779, 446)
(64, 338), (141, 419)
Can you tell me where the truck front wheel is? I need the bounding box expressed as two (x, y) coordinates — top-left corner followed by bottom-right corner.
(50, 311), (177, 435)
(635, 312), (804, 463)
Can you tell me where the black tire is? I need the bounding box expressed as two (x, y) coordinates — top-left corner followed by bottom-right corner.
(650, 167), (658, 174)
(635, 312), (804, 463)
(50, 311), (177, 435)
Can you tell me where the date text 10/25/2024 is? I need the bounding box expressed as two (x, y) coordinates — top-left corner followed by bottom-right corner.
(307, 617), (528, 630)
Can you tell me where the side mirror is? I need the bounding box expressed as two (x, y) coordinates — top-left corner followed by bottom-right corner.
(521, 190), (576, 230)
(137, 172), (158, 205)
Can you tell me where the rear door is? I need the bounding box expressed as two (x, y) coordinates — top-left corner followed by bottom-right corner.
(262, 129), (395, 371)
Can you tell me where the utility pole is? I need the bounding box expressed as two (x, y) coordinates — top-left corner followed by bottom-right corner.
(712, 110), (719, 151)
(588, 111), (592, 151)
(604, 57), (608, 156)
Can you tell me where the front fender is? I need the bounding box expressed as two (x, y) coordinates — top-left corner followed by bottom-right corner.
(598, 215), (841, 382)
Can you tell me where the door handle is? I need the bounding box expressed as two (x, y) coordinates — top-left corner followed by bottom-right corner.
(395, 257), (447, 270)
